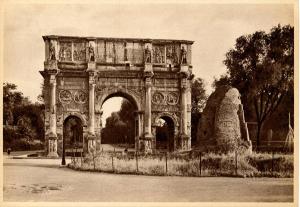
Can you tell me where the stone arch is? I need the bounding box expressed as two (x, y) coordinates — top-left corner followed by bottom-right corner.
(97, 87), (142, 111)
(63, 112), (87, 127)
(154, 113), (178, 151)
(154, 112), (179, 127)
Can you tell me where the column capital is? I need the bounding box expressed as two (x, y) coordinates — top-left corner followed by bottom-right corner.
(143, 70), (154, 79)
(181, 78), (188, 90)
(87, 69), (96, 76)
(49, 74), (57, 85)
(47, 131), (57, 139)
(88, 71), (96, 84)
(145, 77), (153, 88)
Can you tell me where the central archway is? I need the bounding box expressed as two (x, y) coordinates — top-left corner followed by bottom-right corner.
(97, 90), (141, 151)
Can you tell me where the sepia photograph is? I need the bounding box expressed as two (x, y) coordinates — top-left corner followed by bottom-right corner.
(1, 0), (297, 206)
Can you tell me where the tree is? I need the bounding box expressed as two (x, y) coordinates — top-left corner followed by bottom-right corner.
(3, 83), (25, 125)
(101, 99), (136, 144)
(215, 24), (294, 148)
(191, 77), (207, 145)
(191, 77), (207, 113)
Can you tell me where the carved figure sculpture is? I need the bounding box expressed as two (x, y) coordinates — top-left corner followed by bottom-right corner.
(49, 42), (56, 60)
(89, 44), (95, 62)
(181, 46), (187, 64)
(145, 45), (151, 63)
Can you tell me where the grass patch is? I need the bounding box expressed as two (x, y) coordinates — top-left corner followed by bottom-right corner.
(68, 151), (293, 178)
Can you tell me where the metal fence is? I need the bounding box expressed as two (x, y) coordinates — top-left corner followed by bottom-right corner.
(69, 148), (293, 178)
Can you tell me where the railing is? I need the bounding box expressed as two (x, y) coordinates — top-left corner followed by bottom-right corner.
(68, 148), (294, 178)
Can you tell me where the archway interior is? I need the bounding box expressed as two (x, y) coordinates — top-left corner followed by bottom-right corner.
(100, 93), (138, 149)
(63, 116), (83, 151)
(156, 116), (175, 152)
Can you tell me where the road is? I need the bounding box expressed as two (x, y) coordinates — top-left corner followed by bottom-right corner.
(3, 154), (293, 202)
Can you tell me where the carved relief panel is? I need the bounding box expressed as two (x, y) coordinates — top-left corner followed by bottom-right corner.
(73, 42), (86, 62)
(127, 42), (144, 64)
(152, 45), (165, 64)
(56, 77), (88, 114)
(96, 40), (106, 63)
(59, 42), (72, 61)
(151, 90), (180, 112)
(115, 42), (126, 63)
(106, 42), (115, 63)
(166, 44), (180, 65)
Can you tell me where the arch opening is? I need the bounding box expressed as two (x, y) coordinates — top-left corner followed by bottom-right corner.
(63, 116), (83, 155)
(100, 94), (139, 151)
(156, 116), (175, 152)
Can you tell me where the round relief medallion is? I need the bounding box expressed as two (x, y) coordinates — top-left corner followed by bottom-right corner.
(59, 90), (72, 104)
(74, 90), (87, 104)
(166, 92), (179, 105)
(152, 92), (165, 105)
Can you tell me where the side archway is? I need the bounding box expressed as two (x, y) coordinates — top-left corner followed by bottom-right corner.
(154, 114), (177, 152)
(63, 115), (84, 155)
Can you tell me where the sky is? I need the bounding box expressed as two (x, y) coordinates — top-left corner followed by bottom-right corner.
(2, 2), (294, 123)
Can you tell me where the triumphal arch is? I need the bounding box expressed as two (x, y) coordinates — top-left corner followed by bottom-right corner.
(40, 35), (194, 157)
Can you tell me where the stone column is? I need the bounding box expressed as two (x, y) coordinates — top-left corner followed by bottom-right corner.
(180, 75), (191, 151)
(87, 70), (96, 153)
(145, 77), (152, 136)
(142, 74), (154, 153)
(181, 84), (188, 135)
(48, 73), (58, 157)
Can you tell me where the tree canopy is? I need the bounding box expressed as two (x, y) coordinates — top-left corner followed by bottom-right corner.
(214, 24), (294, 147)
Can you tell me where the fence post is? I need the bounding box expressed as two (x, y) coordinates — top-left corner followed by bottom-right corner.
(199, 152), (202, 176)
(165, 152), (168, 175)
(112, 155), (114, 172)
(80, 151), (83, 168)
(271, 150), (274, 176)
(235, 150), (238, 176)
(136, 151), (139, 173)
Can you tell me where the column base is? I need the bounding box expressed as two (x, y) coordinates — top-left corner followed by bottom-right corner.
(47, 136), (59, 158)
(47, 152), (59, 158)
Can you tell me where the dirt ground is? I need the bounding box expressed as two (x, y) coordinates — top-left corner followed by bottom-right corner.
(3, 153), (294, 202)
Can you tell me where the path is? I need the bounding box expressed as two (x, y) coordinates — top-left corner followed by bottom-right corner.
(3, 154), (293, 202)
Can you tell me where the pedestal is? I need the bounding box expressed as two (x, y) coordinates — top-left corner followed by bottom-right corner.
(144, 63), (153, 72)
(180, 64), (189, 73)
(48, 135), (59, 157)
(88, 62), (96, 70)
(87, 134), (96, 154)
(140, 134), (154, 153)
(180, 134), (191, 151)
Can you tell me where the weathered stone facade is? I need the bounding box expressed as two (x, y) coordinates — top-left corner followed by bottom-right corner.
(197, 86), (252, 152)
(40, 35), (194, 157)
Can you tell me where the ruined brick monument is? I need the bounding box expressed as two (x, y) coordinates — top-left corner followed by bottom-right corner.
(197, 86), (252, 152)
(40, 35), (194, 157)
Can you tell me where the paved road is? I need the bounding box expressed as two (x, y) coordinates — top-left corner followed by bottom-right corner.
(3, 155), (293, 202)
